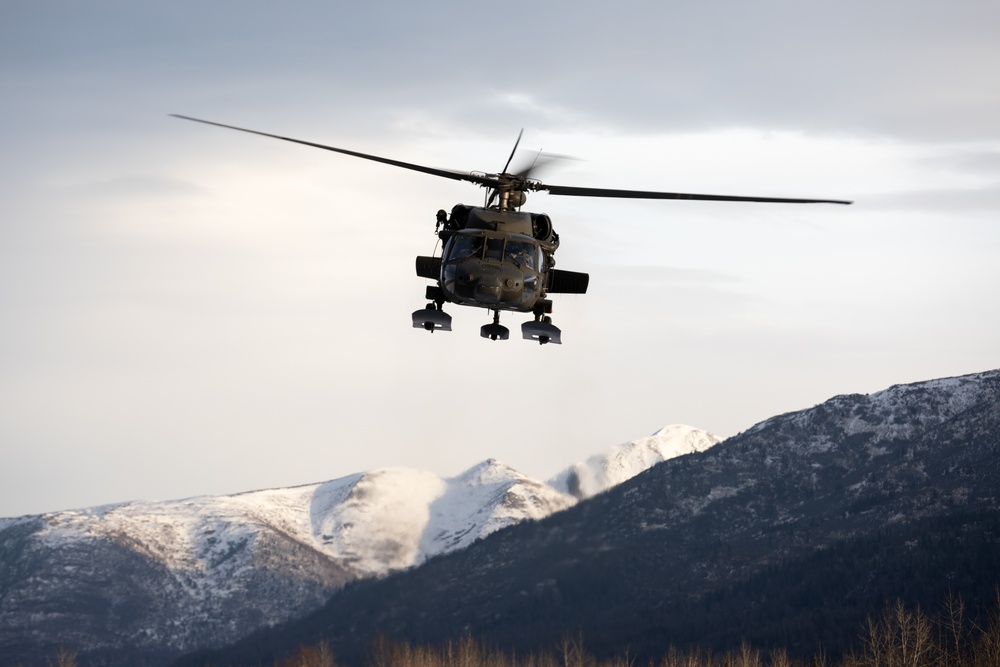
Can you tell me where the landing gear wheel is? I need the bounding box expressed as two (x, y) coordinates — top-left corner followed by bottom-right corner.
(480, 310), (509, 341)
(521, 313), (562, 345)
(411, 300), (451, 332)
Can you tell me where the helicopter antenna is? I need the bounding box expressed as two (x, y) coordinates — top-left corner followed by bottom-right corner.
(526, 149), (543, 175)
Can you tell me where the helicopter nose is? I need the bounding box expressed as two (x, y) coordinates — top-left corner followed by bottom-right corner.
(474, 282), (502, 303)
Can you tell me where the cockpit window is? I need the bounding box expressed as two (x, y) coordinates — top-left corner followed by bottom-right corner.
(505, 240), (535, 269)
(445, 233), (540, 272)
(446, 233), (482, 261)
(485, 237), (505, 261)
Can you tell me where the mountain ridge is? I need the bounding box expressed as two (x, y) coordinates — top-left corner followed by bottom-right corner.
(175, 369), (1000, 666)
(0, 424), (719, 666)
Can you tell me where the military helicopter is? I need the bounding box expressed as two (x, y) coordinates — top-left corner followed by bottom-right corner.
(171, 115), (852, 344)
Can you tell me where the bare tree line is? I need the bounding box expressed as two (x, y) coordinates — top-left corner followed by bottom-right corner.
(27, 594), (1000, 667)
(274, 594), (1000, 667)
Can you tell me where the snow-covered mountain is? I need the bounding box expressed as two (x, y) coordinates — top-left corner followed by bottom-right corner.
(549, 424), (722, 498)
(310, 460), (575, 575)
(182, 370), (1000, 667)
(0, 426), (716, 667)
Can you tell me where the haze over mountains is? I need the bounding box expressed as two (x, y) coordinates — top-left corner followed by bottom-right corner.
(0, 425), (719, 666)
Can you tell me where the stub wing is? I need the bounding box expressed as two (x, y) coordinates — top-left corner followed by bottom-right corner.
(547, 269), (589, 294)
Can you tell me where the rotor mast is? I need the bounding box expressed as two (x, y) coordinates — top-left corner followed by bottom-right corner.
(487, 129), (532, 212)
(492, 182), (529, 211)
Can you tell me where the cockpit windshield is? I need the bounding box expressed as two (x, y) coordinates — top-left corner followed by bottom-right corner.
(446, 233), (483, 261)
(485, 237), (505, 261)
(505, 240), (535, 269)
(444, 232), (540, 270)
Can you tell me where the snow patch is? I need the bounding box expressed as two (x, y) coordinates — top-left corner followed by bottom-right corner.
(548, 424), (722, 499)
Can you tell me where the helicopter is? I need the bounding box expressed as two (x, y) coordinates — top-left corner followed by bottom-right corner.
(171, 115), (852, 344)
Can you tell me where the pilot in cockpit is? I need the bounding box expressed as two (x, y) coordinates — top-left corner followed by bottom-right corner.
(506, 242), (534, 269)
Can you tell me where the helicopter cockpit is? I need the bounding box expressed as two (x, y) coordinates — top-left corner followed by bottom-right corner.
(440, 230), (543, 310)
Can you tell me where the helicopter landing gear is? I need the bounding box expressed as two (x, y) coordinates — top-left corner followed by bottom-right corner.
(480, 310), (509, 341)
(412, 302), (451, 332)
(521, 312), (562, 345)
(412, 290), (451, 332)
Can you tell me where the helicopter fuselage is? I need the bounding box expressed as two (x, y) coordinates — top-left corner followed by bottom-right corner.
(439, 229), (543, 312)
(413, 205), (589, 343)
(438, 205), (560, 312)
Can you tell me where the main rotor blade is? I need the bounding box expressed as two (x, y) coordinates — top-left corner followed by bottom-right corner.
(514, 150), (580, 180)
(539, 183), (852, 205)
(170, 114), (497, 188)
(501, 129), (524, 175)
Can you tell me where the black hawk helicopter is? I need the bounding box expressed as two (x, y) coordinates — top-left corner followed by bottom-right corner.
(171, 115), (852, 344)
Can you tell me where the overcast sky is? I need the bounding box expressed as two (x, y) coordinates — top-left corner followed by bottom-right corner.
(2, 1), (998, 517)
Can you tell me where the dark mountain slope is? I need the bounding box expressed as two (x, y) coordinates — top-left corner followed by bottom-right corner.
(177, 370), (1000, 666)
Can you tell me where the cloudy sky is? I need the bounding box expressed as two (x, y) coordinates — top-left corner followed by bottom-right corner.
(2, 1), (998, 517)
